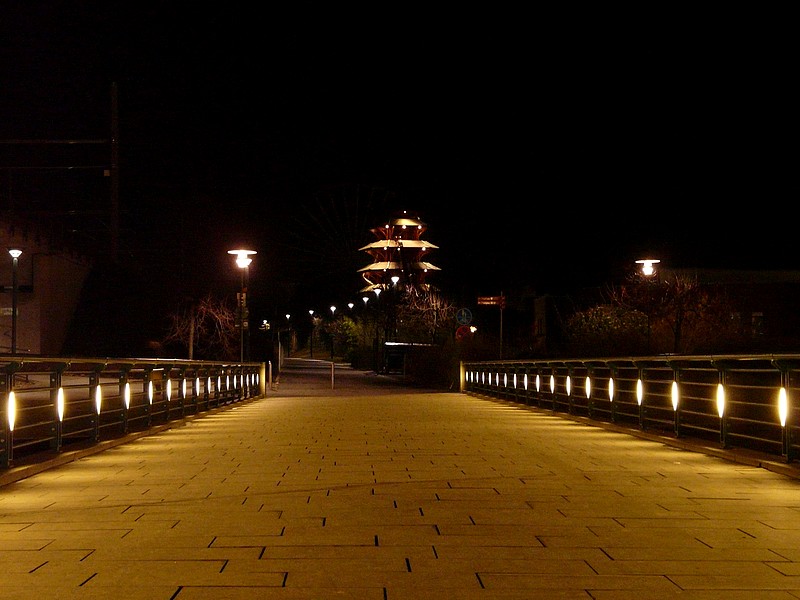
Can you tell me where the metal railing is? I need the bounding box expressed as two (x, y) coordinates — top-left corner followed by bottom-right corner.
(1, 357), (266, 469)
(461, 353), (800, 463)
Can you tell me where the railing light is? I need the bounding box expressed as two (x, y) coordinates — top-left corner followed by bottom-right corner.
(535, 374), (540, 393)
(94, 385), (102, 415)
(671, 381), (679, 411)
(8, 391), (16, 431)
(566, 375), (572, 397)
(148, 381), (154, 404)
(523, 373), (528, 391)
(716, 383), (725, 418)
(166, 379), (172, 402)
(637, 379), (644, 405)
(585, 376), (591, 399)
(608, 378), (614, 402)
(779, 387), (788, 428)
(549, 374), (555, 394)
(124, 382), (131, 410)
(57, 387), (65, 421)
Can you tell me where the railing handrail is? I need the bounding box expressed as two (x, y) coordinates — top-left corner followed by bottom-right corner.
(1, 356), (267, 469)
(461, 352), (800, 463)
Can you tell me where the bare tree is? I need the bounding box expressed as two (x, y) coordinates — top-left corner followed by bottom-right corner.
(399, 288), (457, 344)
(163, 294), (238, 359)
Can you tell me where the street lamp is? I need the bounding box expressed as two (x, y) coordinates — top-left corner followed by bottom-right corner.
(329, 306), (337, 360)
(228, 249), (256, 361)
(309, 309), (315, 358)
(636, 258), (660, 277)
(8, 249), (21, 354)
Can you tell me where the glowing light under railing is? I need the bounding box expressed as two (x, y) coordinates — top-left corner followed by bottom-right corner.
(195, 377), (200, 396)
(716, 383), (725, 418)
(124, 382), (131, 410)
(637, 379), (644, 405)
(512, 373), (517, 388)
(57, 387), (65, 421)
(524, 373), (528, 391)
(566, 375), (572, 397)
(94, 385), (102, 414)
(148, 381), (154, 404)
(217, 375), (222, 391)
(535, 374), (540, 393)
(182, 379), (187, 398)
(585, 376), (591, 399)
(550, 374), (555, 394)
(608, 378), (614, 402)
(503, 373), (507, 387)
(495, 373), (499, 386)
(779, 387), (788, 427)
(207, 376), (212, 394)
(166, 379), (172, 402)
(671, 381), (679, 411)
(481, 371), (485, 385)
(226, 375), (230, 390)
(8, 391), (16, 431)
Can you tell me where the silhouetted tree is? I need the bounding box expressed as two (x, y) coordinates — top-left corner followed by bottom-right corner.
(566, 273), (745, 356)
(162, 294), (238, 359)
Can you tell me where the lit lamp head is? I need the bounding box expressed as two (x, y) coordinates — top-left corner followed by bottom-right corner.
(8, 248), (22, 260)
(635, 258), (660, 277)
(228, 248), (256, 269)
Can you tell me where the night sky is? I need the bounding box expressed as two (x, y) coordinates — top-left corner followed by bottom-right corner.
(2, 4), (798, 348)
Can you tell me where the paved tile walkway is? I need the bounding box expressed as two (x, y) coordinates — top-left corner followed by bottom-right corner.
(1, 358), (800, 599)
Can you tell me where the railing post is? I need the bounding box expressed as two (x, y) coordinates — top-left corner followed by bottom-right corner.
(1, 367), (14, 468)
(90, 369), (100, 443)
(51, 368), (64, 450)
(716, 365), (729, 449)
(178, 367), (187, 417)
(566, 367), (574, 415)
(609, 366), (618, 424)
(119, 366), (130, 435)
(144, 368), (154, 427)
(637, 366), (646, 430)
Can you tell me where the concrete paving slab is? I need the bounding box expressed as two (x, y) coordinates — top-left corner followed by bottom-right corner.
(1, 357), (800, 598)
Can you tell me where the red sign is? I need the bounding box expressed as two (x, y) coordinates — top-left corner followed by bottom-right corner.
(477, 296), (506, 308)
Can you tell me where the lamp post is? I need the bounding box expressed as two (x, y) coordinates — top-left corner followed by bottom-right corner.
(8, 249), (21, 354)
(308, 310), (315, 358)
(329, 305), (336, 361)
(285, 314), (291, 357)
(228, 249), (256, 362)
(635, 258), (660, 352)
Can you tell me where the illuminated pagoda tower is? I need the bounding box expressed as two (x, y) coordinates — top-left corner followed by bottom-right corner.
(358, 210), (440, 293)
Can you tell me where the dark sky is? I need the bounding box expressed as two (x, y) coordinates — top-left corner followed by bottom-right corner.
(2, 4), (799, 330)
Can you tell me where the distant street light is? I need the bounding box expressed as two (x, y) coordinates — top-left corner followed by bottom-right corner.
(635, 258), (660, 277)
(329, 306), (337, 360)
(228, 249), (256, 361)
(8, 248), (21, 354)
(309, 309), (315, 358)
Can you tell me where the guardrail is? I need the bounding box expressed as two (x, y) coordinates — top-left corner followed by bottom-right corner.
(1, 357), (266, 469)
(461, 353), (800, 463)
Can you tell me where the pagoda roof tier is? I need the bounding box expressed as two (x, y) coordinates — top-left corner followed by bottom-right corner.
(358, 239), (438, 251)
(358, 261), (441, 273)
